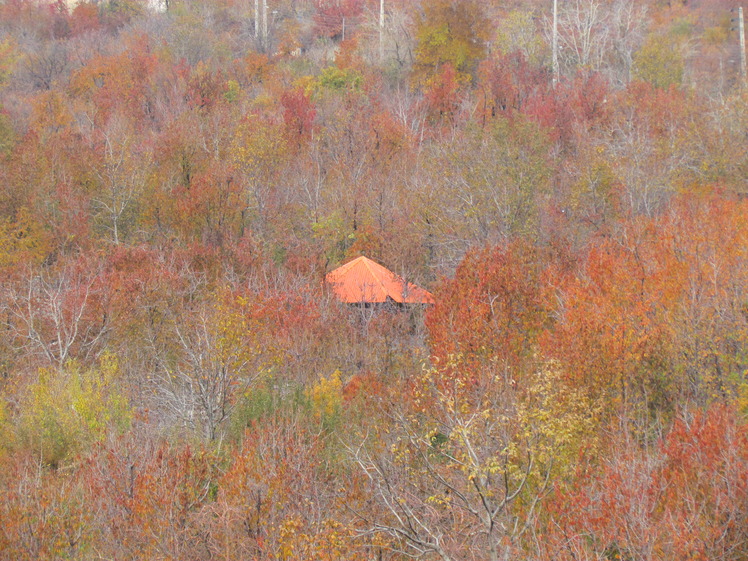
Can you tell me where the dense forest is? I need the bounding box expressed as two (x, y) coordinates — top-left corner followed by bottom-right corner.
(0, 0), (747, 559)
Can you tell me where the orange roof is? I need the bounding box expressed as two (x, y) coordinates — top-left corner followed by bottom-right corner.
(325, 256), (434, 304)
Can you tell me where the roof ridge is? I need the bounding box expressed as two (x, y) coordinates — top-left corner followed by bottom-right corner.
(361, 256), (392, 297)
(365, 257), (410, 302)
(336, 255), (364, 274)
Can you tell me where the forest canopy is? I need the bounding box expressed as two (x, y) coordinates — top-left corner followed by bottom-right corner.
(0, 1), (747, 560)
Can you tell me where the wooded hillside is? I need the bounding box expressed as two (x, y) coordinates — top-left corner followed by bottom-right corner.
(0, 1), (747, 559)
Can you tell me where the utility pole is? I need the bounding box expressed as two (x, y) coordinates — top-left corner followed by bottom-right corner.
(740, 6), (747, 86)
(262, 0), (268, 49)
(254, 0), (259, 39)
(552, 0), (559, 87)
(379, 0), (385, 63)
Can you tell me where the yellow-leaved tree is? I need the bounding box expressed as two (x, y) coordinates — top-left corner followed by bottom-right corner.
(17, 352), (132, 467)
(154, 293), (272, 441)
(231, 114), (288, 234)
(308, 369), (343, 430)
(413, 0), (491, 87)
(0, 208), (52, 271)
(0, 399), (13, 461)
(349, 356), (601, 561)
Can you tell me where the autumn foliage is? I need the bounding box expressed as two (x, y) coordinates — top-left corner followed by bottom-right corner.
(0, 0), (747, 560)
